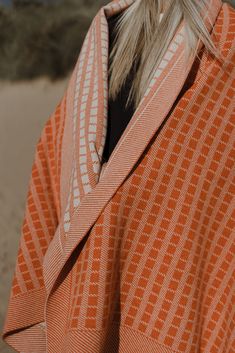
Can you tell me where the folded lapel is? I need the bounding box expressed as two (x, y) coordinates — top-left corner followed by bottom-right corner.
(43, 0), (223, 298)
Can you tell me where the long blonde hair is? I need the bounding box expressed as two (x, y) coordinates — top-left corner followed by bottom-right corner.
(108, 0), (225, 110)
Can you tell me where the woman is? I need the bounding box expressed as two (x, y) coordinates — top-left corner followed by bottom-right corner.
(2, 0), (235, 352)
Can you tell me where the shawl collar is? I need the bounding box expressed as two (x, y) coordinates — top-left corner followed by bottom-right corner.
(43, 0), (223, 299)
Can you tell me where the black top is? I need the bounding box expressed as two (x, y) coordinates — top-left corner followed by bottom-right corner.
(101, 12), (137, 164)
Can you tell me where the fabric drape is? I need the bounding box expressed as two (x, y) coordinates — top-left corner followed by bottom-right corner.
(2, 0), (235, 352)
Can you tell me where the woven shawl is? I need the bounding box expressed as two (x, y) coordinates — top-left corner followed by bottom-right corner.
(2, 0), (235, 352)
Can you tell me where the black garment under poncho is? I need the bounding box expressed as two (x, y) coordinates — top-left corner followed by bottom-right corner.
(101, 12), (137, 163)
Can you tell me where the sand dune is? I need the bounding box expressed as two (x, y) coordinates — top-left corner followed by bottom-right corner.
(0, 77), (69, 352)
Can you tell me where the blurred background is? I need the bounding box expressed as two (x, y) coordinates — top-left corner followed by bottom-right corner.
(0, 1), (107, 352)
(0, 0), (234, 352)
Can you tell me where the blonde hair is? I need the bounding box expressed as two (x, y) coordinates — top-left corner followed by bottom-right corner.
(108, 0), (225, 111)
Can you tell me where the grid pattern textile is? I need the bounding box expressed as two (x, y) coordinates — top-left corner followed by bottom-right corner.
(2, 0), (235, 352)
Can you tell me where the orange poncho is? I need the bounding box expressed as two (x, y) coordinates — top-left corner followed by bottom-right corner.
(2, 0), (235, 352)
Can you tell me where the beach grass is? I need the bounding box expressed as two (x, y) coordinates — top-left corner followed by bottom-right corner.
(0, 0), (106, 80)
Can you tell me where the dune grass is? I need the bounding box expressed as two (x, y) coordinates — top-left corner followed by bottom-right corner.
(0, 0), (106, 80)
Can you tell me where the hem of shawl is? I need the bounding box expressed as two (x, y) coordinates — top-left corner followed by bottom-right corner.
(65, 323), (180, 353)
(2, 287), (46, 353)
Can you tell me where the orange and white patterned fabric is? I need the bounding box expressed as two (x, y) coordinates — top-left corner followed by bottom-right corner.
(2, 0), (235, 352)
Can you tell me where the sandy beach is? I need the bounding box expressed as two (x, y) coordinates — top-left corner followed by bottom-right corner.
(0, 77), (69, 352)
